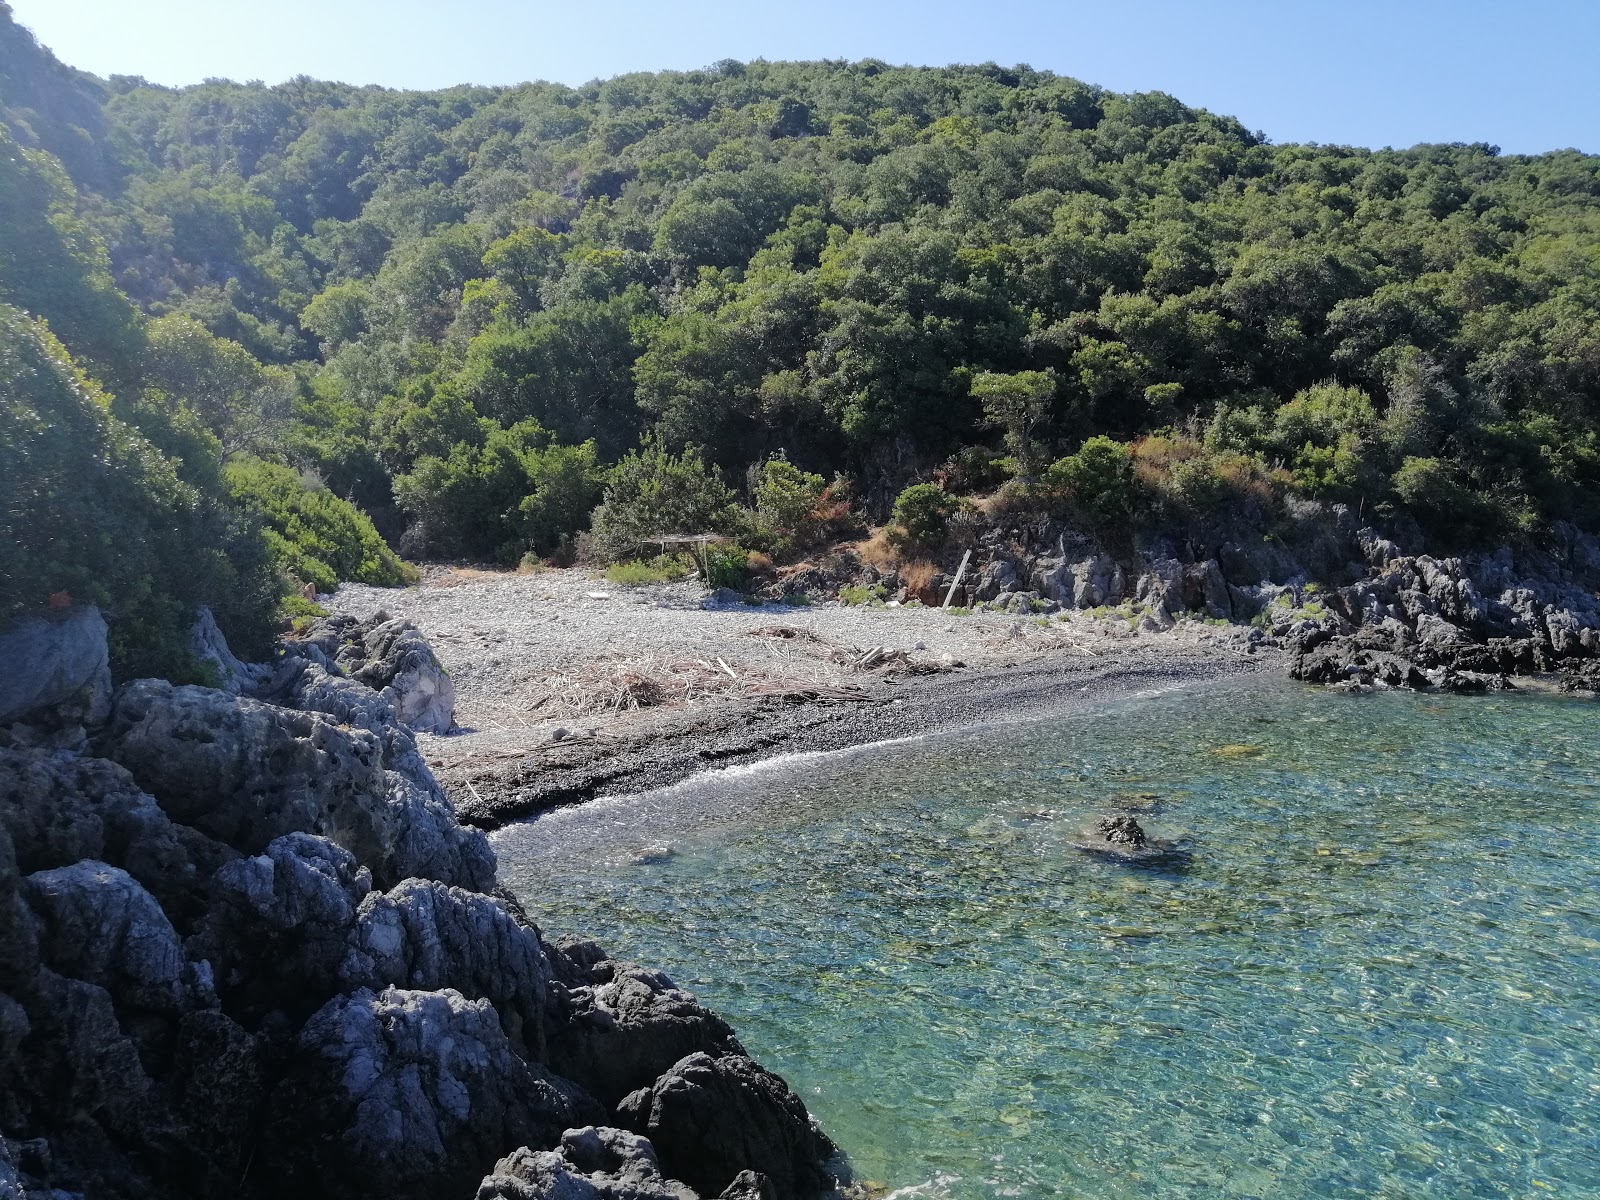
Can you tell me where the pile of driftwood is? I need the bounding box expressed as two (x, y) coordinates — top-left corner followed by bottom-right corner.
(530, 653), (744, 715)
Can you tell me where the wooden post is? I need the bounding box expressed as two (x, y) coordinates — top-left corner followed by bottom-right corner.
(942, 548), (973, 610)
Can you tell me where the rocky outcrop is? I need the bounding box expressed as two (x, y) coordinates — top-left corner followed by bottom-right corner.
(0, 606), (111, 728)
(189, 606), (266, 695)
(286, 611), (456, 734)
(476, 1126), (697, 1200)
(264, 986), (589, 1200)
(546, 961), (745, 1110)
(617, 1053), (836, 1200)
(96, 678), (494, 892)
(0, 608), (844, 1200)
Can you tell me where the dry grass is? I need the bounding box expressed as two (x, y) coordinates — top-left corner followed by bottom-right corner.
(856, 528), (899, 571)
(899, 558), (938, 594)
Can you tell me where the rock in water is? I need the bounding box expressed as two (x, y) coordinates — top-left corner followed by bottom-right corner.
(1097, 815), (1148, 847)
(616, 1053), (836, 1199)
(0, 606), (111, 727)
(265, 986), (584, 1200)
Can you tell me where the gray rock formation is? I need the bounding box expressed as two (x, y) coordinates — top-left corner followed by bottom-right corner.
(341, 878), (551, 1059)
(475, 1126), (696, 1200)
(188, 606), (266, 695)
(265, 986), (585, 1200)
(0, 606), (111, 728)
(547, 963), (744, 1110)
(97, 679), (493, 892)
(287, 612), (456, 734)
(617, 1053), (835, 1200)
(0, 610), (841, 1200)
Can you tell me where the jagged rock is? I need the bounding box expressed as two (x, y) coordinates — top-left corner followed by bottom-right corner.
(1096, 816), (1147, 847)
(547, 966), (744, 1110)
(265, 986), (586, 1200)
(0, 606), (111, 727)
(98, 679), (493, 891)
(16, 967), (157, 1144)
(187, 833), (372, 1025)
(0, 747), (213, 920)
(475, 1127), (695, 1200)
(617, 1054), (835, 1200)
(341, 878), (552, 1060)
(297, 613), (457, 734)
(161, 1010), (265, 1192)
(22, 862), (200, 1019)
(188, 606), (265, 695)
(716, 1171), (777, 1200)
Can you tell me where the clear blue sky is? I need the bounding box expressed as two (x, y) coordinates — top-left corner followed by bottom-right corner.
(12, 0), (1598, 155)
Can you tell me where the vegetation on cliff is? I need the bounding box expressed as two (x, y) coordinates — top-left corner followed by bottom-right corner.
(3, 0), (1599, 645)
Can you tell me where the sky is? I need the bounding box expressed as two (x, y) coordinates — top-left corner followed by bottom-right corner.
(10, 0), (1598, 155)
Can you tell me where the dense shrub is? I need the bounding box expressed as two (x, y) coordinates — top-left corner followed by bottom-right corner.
(889, 482), (965, 551)
(0, 305), (277, 676)
(589, 441), (739, 562)
(224, 458), (416, 592)
(392, 419), (603, 563)
(1044, 436), (1139, 528)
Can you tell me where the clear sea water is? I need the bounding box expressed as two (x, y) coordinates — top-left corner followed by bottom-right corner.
(494, 676), (1600, 1198)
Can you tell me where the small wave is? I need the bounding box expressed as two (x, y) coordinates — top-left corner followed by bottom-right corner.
(882, 1172), (961, 1200)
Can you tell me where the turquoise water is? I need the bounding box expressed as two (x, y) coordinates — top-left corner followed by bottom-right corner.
(494, 677), (1600, 1198)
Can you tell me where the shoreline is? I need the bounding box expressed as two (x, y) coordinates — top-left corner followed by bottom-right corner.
(434, 642), (1277, 828)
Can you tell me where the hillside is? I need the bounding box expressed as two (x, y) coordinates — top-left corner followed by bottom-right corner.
(3, 0), (1600, 647)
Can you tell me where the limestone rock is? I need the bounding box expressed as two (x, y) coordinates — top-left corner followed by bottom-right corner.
(341, 878), (552, 1060)
(297, 612), (456, 734)
(0, 747), (209, 919)
(98, 679), (493, 891)
(22, 861), (197, 1018)
(188, 606), (265, 695)
(617, 1054), (835, 1199)
(475, 1126), (695, 1200)
(0, 607), (111, 727)
(547, 965), (744, 1110)
(188, 833), (372, 1024)
(266, 986), (585, 1200)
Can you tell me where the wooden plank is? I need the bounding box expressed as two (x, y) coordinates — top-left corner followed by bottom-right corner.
(942, 549), (974, 610)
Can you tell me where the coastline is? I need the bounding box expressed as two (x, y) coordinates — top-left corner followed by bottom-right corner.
(325, 568), (1277, 828)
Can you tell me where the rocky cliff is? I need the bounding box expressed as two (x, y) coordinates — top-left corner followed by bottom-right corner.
(0, 609), (842, 1200)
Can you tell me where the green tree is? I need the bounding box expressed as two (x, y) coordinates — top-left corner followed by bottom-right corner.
(970, 368), (1056, 480)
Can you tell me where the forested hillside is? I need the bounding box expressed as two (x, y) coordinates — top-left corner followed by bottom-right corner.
(4, 0), (1600, 651)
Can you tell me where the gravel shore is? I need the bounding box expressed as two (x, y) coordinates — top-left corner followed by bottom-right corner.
(329, 565), (1277, 825)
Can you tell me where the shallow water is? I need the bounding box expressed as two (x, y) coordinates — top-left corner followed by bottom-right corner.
(495, 676), (1600, 1198)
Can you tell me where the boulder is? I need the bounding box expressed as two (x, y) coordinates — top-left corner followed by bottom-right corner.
(475, 1126), (696, 1200)
(187, 833), (372, 1025)
(188, 606), (265, 695)
(0, 606), (111, 727)
(0, 747), (206, 917)
(547, 966), (744, 1111)
(97, 679), (493, 891)
(616, 1054), (835, 1199)
(341, 878), (552, 1060)
(266, 986), (588, 1200)
(22, 861), (199, 1019)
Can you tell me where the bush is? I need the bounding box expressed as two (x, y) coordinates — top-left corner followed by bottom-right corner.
(226, 458), (415, 593)
(0, 305), (278, 677)
(589, 441), (740, 562)
(1044, 436), (1138, 527)
(393, 419), (603, 563)
(605, 556), (691, 585)
(703, 545), (751, 590)
(752, 454), (827, 545)
(889, 483), (964, 550)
